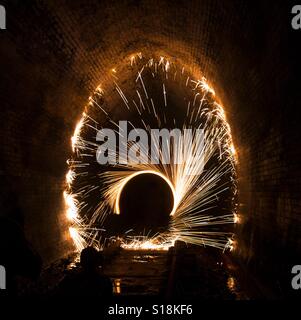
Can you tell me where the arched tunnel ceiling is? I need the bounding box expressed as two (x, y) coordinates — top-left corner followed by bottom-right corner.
(1, 0), (300, 288)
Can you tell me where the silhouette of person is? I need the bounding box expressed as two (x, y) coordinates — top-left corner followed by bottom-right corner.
(58, 247), (113, 298)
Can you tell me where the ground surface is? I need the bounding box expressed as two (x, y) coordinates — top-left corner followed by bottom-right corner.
(16, 247), (262, 299)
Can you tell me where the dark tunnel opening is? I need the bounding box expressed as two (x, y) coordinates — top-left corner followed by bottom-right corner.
(106, 173), (173, 236)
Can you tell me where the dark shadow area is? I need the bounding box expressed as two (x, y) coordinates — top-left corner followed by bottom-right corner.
(58, 247), (113, 298)
(0, 181), (42, 295)
(104, 173), (173, 236)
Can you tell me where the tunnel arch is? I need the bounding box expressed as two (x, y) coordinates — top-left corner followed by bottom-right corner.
(64, 53), (238, 251)
(1, 1), (300, 298)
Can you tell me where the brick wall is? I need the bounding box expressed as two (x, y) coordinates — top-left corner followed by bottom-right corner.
(0, 0), (300, 292)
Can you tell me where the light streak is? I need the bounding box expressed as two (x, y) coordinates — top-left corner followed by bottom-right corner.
(71, 116), (86, 153)
(69, 227), (86, 251)
(66, 169), (76, 187)
(64, 191), (78, 221)
(64, 54), (238, 252)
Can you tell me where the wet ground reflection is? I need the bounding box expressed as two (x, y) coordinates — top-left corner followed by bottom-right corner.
(16, 247), (258, 299)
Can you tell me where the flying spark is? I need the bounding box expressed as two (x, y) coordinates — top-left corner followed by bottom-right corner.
(65, 53), (238, 252)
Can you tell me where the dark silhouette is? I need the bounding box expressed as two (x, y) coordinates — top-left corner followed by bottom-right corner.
(0, 216), (42, 294)
(58, 247), (113, 298)
(0, 181), (42, 295)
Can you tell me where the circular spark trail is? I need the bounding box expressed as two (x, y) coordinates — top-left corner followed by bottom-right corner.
(64, 53), (238, 252)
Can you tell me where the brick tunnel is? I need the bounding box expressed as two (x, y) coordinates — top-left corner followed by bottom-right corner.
(0, 0), (300, 299)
